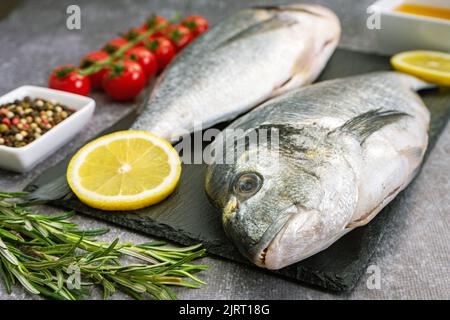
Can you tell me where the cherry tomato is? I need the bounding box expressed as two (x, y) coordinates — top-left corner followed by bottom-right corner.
(122, 27), (147, 42)
(80, 51), (109, 89)
(145, 36), (176, 71)
(164, 25), (194, 51)
(141, 15), (167, 32)
(182, 15), (209, 37)
(102, 60), (146, 101)
(125, 46), (158, 80)
(103, 38), (129, 54)
(49, 65), (90, 96)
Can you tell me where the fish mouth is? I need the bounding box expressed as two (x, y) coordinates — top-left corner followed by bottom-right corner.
(247, 205), (297, 269)
(222, 202), (296, 269)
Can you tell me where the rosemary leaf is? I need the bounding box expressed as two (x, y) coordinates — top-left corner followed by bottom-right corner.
(0, 191), (207, 300)
(9, 267), (40, 295)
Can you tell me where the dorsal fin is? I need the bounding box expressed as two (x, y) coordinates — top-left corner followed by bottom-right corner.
(252, 5), (325, 17)
(336, 108), (410, 144)
(216, 15), (298, 49)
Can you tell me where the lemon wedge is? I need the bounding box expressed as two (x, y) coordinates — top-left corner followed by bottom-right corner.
(391, 50), (450, 86)
(67, 130), (181, 211)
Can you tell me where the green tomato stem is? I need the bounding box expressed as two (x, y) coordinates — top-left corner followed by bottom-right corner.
(78, 13), (181, 77)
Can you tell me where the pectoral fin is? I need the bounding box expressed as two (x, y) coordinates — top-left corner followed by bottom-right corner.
(346, 185), (401, 229)
(271, 39), (317, 96)
(399, 146), (424, 163)
(346, 207), (380, 229)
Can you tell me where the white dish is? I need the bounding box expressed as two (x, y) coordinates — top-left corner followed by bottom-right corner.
(0, 86), (95, 173)
(370, 0), (450, 55)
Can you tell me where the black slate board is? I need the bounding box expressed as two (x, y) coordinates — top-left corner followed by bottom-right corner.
(25, 49), (450, 292)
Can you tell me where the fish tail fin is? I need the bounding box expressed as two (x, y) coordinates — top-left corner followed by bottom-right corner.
(395, 71), (436, 91)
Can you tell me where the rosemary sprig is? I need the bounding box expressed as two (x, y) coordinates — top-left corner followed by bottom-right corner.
(0, 192), (207, 300)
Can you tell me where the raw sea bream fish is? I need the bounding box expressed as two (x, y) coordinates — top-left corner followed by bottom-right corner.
(205, 72), (430, 270)
(132, 4), (341, 142)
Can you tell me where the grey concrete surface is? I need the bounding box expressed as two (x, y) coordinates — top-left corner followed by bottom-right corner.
(0, 0), (448, 300)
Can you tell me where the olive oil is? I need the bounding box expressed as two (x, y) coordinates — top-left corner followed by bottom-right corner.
(394, 3), (450, 21)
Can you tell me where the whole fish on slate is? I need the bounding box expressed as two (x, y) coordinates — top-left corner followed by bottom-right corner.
(205, 72), (430, 270)
(132, 4), (341, 142)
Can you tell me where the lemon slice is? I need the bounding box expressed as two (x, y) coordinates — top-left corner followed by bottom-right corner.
(67, 130), (181, 211)
(391, 50), (450, 86)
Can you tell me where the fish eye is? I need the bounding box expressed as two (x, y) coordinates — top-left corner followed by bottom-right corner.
(233, 172), (263, 197)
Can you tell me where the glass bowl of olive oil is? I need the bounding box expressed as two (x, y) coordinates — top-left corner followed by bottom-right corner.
(370, 0), (450, 54)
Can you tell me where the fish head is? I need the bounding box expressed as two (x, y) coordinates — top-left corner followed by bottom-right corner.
(205, 125), (357, 269)
(276, 4), (342, 54)
(205, 122), (359, 269)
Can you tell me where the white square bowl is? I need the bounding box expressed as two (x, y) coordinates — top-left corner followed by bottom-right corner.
(0, 86), (95, 173)
(370, 0), (450, 55)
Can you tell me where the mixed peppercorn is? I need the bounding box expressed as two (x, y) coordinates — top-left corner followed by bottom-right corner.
(0, 97), (75, 148)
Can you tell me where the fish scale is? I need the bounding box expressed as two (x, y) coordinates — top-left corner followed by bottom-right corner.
(131, 4), (341, 142)
(205, 71), (430, 270)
